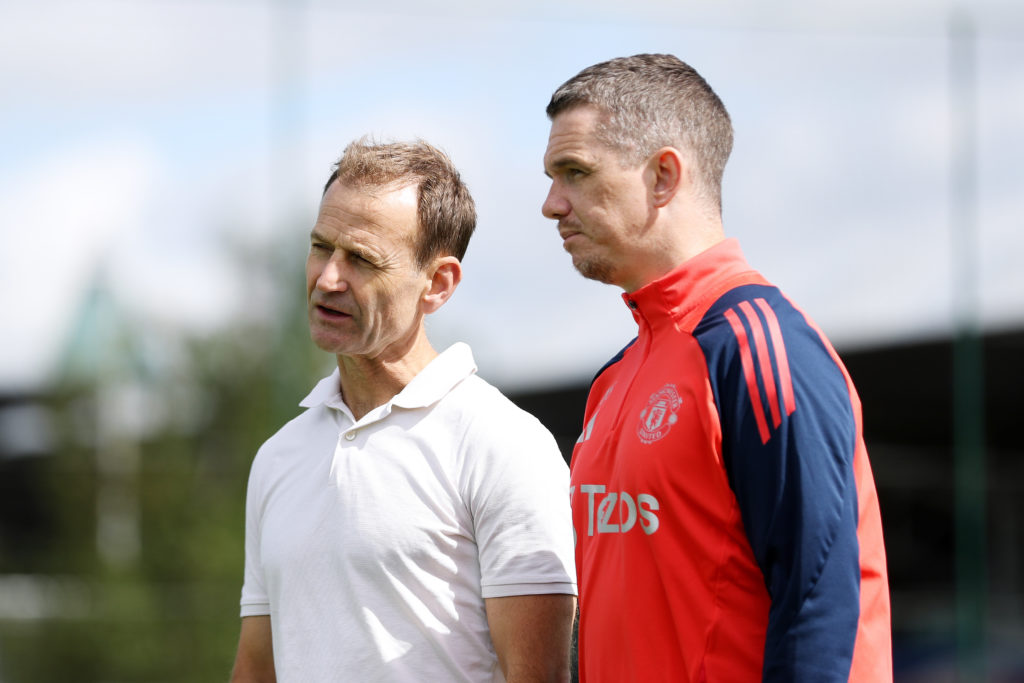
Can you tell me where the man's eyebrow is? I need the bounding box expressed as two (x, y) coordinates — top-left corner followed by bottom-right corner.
(545, 155), (588, 173)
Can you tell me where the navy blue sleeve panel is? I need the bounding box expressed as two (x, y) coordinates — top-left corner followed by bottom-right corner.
(591, 337), (637, 385)
(694, 284), (861, 682)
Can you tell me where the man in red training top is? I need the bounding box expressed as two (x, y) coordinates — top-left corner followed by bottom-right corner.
(541, 53), (892, 682)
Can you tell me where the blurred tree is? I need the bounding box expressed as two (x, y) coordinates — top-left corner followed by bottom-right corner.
(0, 229), (330, 682)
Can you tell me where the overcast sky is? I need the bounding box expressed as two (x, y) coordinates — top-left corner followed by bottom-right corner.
(2, 0), (1022, 392)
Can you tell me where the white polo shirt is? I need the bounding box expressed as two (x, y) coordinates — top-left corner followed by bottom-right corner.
(240, 343), (576, 682)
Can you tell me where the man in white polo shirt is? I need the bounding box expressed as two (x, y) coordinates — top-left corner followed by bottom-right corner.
(229, 138), (577, 683)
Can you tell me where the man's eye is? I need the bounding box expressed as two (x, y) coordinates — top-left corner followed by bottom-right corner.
(310, 242), (330, 252)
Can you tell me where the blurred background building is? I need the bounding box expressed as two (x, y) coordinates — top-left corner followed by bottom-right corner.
(1, 1), (1022, 681)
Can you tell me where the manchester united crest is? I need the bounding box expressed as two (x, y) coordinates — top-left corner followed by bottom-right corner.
(637, 384), (682, 444)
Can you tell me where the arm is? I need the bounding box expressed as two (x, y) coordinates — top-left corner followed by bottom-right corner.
(485, 594), (576, 683)
(229, 615), (276, 683)
(699, 287), (862, 681)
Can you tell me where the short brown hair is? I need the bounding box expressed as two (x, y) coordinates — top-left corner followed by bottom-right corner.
(547, 53), (733, 210)
(323, 138), (477, 267)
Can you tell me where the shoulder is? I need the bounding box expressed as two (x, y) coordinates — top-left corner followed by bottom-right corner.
(693, 282), (857, 449)
(592, 337), (637, 385)
(694, 283), (841, 376)
(696, 283), (794, 341)
(264, 402), (333, 447)
(250, 403), (336, 473)
(448, 375), (558, 444)
(436, 376), (565, 484)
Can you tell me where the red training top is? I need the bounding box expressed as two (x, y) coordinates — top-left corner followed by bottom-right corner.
(570, 239), (891, 682)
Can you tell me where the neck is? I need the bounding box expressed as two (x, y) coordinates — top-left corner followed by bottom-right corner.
(622, 206), (725, 293)
(336, 326), (438, 421)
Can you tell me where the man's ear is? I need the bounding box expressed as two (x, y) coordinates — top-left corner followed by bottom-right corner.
(648, 147), (686, 208)
(421, 256), (462, 314)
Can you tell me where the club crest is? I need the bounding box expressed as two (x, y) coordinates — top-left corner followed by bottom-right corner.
(637, 384), (682, 444)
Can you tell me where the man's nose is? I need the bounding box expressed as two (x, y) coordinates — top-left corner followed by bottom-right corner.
(541, 183), (569, 220)
(316, 256), (349, 292)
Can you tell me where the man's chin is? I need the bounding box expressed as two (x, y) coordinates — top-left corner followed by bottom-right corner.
(309, 327), (355, 356)
(574, 257), (616, 286)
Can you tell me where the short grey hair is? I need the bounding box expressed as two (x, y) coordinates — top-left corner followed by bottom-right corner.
(547, 53), (733, 211)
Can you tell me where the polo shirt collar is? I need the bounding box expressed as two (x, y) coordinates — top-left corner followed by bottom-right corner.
(299, 342), (478, 413)
(300, 369), (344, 409)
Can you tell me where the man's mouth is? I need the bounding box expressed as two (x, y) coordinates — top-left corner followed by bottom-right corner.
(559, 227), (585, 250)
(313, 302), (351, 320)
(559, 223), (583, 241)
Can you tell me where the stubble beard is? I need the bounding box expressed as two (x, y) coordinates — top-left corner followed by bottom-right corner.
(573, 254), (617, 286)
(561, 221), (618, 286)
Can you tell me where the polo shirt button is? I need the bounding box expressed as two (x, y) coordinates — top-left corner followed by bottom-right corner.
(344, 431), (356, 441)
